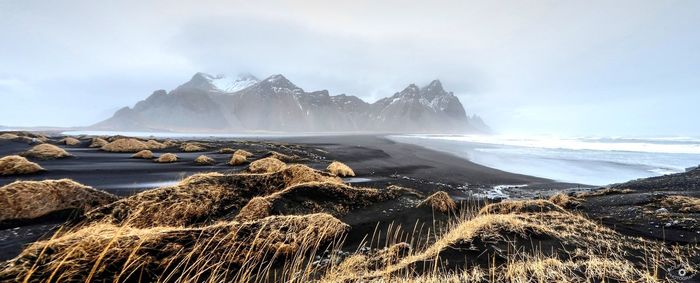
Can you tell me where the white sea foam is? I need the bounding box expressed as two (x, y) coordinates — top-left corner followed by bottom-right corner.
(396, 134), (700, 155)
(389, 134), (700, 186)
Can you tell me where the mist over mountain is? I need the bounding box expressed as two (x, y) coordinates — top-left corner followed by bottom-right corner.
(93, 73), (489, 133)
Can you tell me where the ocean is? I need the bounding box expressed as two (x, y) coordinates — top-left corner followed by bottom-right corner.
(388, 134), (700, 186)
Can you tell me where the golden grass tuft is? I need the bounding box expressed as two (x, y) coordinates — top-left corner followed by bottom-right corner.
(659, 195), (700, 213)
(0, 133), (19, 140)
(101, 138), (148, 153)
(130, 150), (153, 159)
(24, 143), (72, 159)
(479, 199), (567, 215)
(548, 192), (581, 209)
(235, 182), (414, 221)
(323, 198), (684, 282)
(218, 147), (236, 153)
(1, 213), (349, 282)
(234, 149), (253, 157)
(229, 153), (248, 166)
(162, 139), (179, 148)
(235, 197), (272, 222)
(576, 187), (634, 198)
(0, 179), (117, 223)
(0, 155), (44, 175)
(248, 156), (286, 173)
(88, 137), (108, 148)
(154, 153), (178, 163)
(180, 142), (207, 152)
(60, 137), (81, 146)
(194, 155), (215, 165)
(417, 191), (456, 213)
(266, 151), (299, 162)
(327, 161), (355, 177)
(145, 139), (167, 150)
(83, 164), (342, 228)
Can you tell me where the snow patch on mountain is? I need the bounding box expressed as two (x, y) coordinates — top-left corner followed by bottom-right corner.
(203, 73), (260, 93)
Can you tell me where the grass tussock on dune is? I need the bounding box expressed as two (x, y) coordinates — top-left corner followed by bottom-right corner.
(60, 137), (80, 146)
(83, 165), (341, 228)
(0, 179), (116, 223)
(234, 149), (253, 157)
(101, 138), (148, 153)
(180, 142), (207, 152)
(0, 155), (44, 176)
(660, 195), (700, 213)
(576, 187), (634, 198)
(248, 156), (286, 173)
(24, 144), (72, 159)
(145, 139), (166, 149)
(0, 133), (20, 140)
(229, 153), (248, 166)
(154, 153), (178, 163)
(548, 192), (581, 209)
(88, 137), (108, 148)
(131, 150), (153, 159)
(236, 182), (416, 221)
(478, 199), (567, 215)
(219, 147), (236, 154)
(327, 161), (355, 177)
(0, 213), (348, 282)
(194, 155), (215, 165)
(324, 199), (691, 282)
(266, 151), (299, 162)
(417, 191), (456, 213)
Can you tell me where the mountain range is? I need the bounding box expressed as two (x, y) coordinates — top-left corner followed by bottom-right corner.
(93, 73), (489, 133)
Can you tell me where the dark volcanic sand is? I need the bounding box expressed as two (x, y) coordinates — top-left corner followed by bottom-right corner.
(0, 134), (626, 261)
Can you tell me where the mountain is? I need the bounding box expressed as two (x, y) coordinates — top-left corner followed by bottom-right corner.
(93, 73), (489, 133)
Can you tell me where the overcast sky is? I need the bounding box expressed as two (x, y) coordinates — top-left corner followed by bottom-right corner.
(1, 0), (698, 136)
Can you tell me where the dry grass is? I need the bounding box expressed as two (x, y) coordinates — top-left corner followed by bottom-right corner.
(0, 155), (44, 175)
(0, 179), (117, 223)
(229, 153), (248, 166)
(24, 144), (72, 159)
(576, 187), (634, 198)
(478, 199), (567, 215)
(0, 213), (348, 282)
(180, 142), (207, 152)
(163, 140), (179, 148)
(235, 182), (416, 221)
(0, 133), (19, 140)
(154, 153), (178, 163)
(417, 191), (456, 213)
(323, 198), (689, 282)
(548, 192), (582, 209)
(219, 147), (237, 154)
(659, 195), (700, 213)
(248, 157), (286, 173)
(88, 137), (108, 148)
(145, 139), (167, 150)
(194, 155), (215, 165)
(60, 137), (81, 146)
(234, 149), (253, 157)
(82, 164), (341, 228)
(101, 138), (148, 153)
(266, 151), (299, 162)
(327, 161), (355, 177)
(131, 150), (154, 159)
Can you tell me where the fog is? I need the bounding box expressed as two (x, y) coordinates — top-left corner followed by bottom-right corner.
(1, 0), (699, 136)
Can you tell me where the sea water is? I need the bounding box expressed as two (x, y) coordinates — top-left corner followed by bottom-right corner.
(389, 134), (700, 186)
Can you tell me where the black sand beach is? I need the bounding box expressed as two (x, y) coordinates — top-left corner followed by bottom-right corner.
(0, 132), (698, 282)
(0, 134), (580, 260)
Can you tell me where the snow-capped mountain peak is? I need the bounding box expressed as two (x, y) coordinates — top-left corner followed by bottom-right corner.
(207, 73), (260, 93)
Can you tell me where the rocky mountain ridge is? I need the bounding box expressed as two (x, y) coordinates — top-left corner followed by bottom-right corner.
(93, 73), (489, 133)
